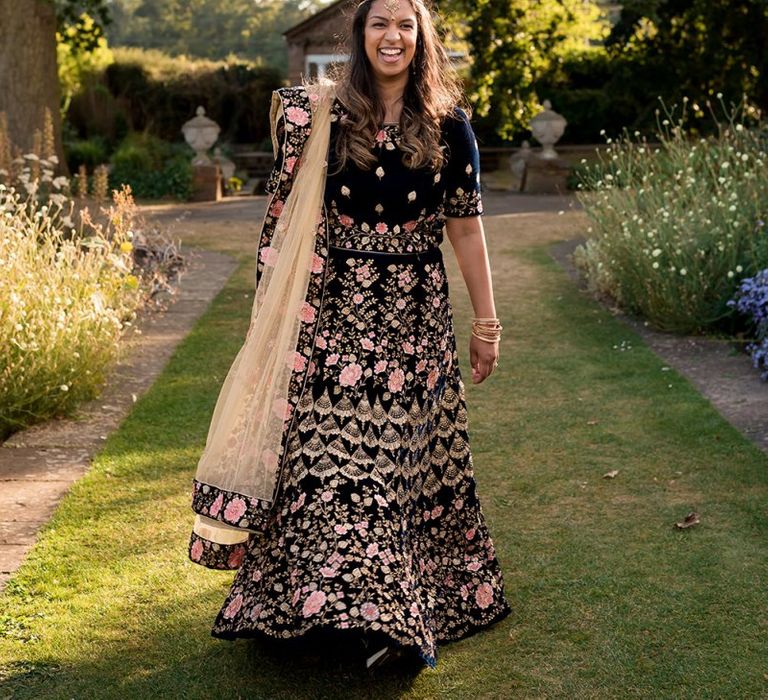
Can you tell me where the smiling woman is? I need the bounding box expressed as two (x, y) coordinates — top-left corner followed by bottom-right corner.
(189, 0), (510, 673)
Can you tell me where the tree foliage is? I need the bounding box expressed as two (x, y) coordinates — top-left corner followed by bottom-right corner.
(441, 0), (608, 142)
(102, 0), (334, 70)
(606, 0), (768, 116)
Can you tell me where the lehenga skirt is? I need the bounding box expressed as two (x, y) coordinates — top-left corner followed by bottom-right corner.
(210, 242), (511, 668)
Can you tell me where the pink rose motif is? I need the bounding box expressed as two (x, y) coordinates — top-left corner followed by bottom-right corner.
(190, 538), (203, 561)
(285, 156), (298, 174)
(360, 602), (380, 621)
(366, 543), (379, 557)
(454, 498), (464, 510)
(321, 490), (333, 502)
(416, 359), (427, 373)
(285, 106), (310, 126)
(387, 368), (405, 392)
(320, 566), (337, 578)
(409, 601), (419, 616)
(339, 214), (354, 227)
(339, 362), (363, 387)
(293, 352), (307, 372)
(402, 341), (414, 354)
(299, 302), (316, 323)
(252, 569), (263, 582)
(209, 493), (224, 518)
(316, 335), (327, 350)
(353, 293), (364, 305)
(467, 560), (482, 572)
(375, 130), (387, 144)
(326, 353), (340, 366)
(259, 245), (279, 267)
(375, 222), (388, 234)
(361, 338), (374, 351)
(427, 369), (439, 390)
(334, 523), (351, 535)
(269, 199), (284, 218)
(403, 220), (418, 232)
(227, 546), (245, 568)
(395, 298), (406, 310)
(374, 360), (388, 374)
(302, 590), (327, 617)
(224, 497), (247, 523)
(311, 253), (324, 274)
(223, 593), (243, 619)
(432, 297), (441, 308)
(475, 583), (494, 609)
(272, 397), (293, 421)
(465, 527), (477, 541)
(431, 505), (444, 519)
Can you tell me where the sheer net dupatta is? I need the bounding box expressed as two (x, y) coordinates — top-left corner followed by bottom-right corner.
(190, 82), (335, 554)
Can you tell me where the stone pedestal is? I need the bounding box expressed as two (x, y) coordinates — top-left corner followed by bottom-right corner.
(191, 164), (222, 202)
(523, 156), (570, 195)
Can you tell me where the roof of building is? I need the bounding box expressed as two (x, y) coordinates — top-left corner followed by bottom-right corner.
(283, 0), (353, 40)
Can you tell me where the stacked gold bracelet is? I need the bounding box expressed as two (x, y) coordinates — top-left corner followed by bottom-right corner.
(471, 317), (503, 344)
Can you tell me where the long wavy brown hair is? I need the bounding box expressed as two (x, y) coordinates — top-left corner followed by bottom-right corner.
(332, 0), (467, 172)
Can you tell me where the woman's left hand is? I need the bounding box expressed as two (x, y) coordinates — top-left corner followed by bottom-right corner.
(469, 335), (499, 384)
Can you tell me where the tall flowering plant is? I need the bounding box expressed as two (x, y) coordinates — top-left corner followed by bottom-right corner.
(573, 97), (767, 334)
(729, 268), (768, 380)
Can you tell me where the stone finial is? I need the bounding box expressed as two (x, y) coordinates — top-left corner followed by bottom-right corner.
(530, 100), (567, 160)
(182, 106), (221, 165)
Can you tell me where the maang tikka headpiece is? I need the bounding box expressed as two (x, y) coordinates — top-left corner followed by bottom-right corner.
(383, 0), (401, 17)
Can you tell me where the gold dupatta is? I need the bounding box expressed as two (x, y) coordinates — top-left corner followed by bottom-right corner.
(192, 83), (335, 545)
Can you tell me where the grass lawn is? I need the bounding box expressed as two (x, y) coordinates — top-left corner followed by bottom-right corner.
(1, 211), (766, 699)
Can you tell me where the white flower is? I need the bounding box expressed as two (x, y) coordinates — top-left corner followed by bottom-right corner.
(652, 248), (662, 257)
(60, 385), (69, 392)
(652, 262), (659, 269)
(680, 268), (687, 276)
(727, 270), (734, 278)
(736, 265), (743, 273)
(375, 167), (385, 179)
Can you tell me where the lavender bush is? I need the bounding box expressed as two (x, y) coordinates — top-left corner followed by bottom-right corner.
(729, 268), (768, 379)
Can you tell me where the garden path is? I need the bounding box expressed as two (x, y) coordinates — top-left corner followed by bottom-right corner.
(0, 249), (237, 590)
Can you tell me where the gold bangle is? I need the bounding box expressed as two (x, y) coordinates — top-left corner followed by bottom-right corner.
(471, 330), (500, 343)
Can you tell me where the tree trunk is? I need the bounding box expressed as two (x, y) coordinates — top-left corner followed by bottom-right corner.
(0, 0), (67, 172)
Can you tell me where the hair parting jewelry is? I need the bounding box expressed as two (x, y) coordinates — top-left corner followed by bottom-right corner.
(471, 317), (502, 344)
(383, 0), (401, 15)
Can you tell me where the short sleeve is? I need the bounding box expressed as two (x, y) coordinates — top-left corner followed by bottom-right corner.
(442, 108), (483, 217)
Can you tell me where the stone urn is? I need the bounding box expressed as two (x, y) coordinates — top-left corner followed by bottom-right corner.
(182, 106), (220, 165)
(530, 100), (567, 159)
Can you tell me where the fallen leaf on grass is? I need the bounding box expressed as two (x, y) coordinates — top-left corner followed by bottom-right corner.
(587, 420), (599, 426)
(603, 470), (619, 479)
(675, 511), (700, 529)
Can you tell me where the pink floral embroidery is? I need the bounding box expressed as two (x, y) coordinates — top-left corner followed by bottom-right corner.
(224, 497), (247, 523)
(285, 106), (309, 126)
(388, 368), (405, 392)
(259, 245), (279, 267)
(227, 547), (245, 568)
(360, 602), (380, 621)
(299, 302), (316, 323)
(402, 341), (415, 354)
(326, 353), (340, 366)
(403, 220), (418, 233)
(352, 292), (364, 305)
(190, 538), (203, 561)
(467, 560), (482, 572)
(269, 199), (284, 218)
(366, 542), (379, 557)
(466, 527), (477, 540)
(339, 214), (354, 227)
(339, 363), (363, 386)
(395, 298), (406, 310)
(375, 222), (388, 234)
(224, 593), (244, 618)
(431, 505), (444, 519)
(284, 156), (297, 174)
(375, 130), (387, 144)
(475, 582), (494, 609)
(361, 338), (374, 351)
(293, 352), (307, 372)
(300, 589), (326, 617)
(374, 360), (388, 373)
(321, 490), (333, 502)
(209, 493), (224, 518)
(302, 590), (327, 617)
(427, 369), (439, 390)
(261, 448), (278, 470)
